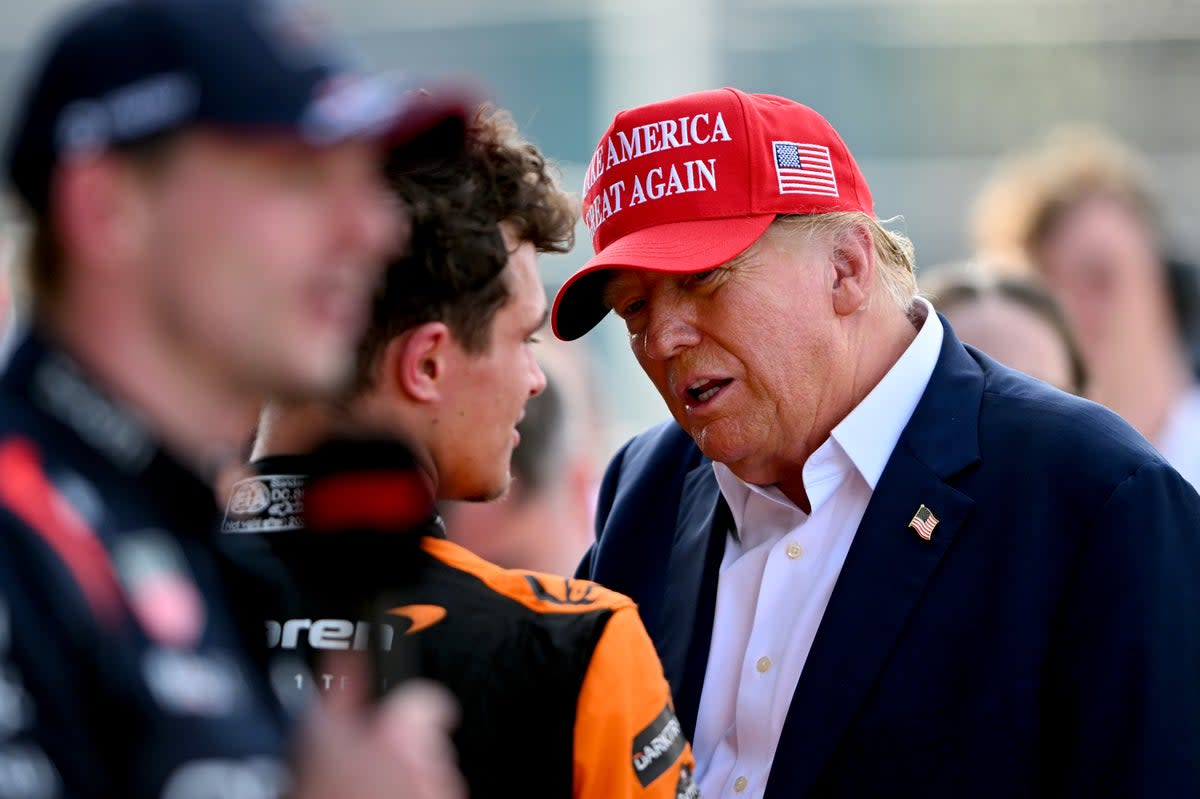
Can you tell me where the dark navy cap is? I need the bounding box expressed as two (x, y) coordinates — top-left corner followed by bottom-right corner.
(4, 0), (477, 213)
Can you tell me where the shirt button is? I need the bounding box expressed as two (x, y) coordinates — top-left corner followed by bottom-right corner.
(734, 775), (748, 792)
(786, 542), (804, 559)
(756, 656), (772, 673)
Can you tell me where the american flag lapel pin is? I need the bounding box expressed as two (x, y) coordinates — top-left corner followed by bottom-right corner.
(908, 504), (939, 541)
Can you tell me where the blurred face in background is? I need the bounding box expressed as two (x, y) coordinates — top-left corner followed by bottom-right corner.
(0, 230), (12, 335)
(131, 131), (400, 401)
(1032, 194), (1167, 376)
(943, 296), (1076, 392)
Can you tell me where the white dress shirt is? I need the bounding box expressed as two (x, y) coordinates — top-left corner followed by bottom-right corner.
(692, 299), (944, 798)
(1156, 384), (1200, 491)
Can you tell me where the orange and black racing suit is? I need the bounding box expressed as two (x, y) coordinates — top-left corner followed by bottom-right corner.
(221, 438), (699, 799)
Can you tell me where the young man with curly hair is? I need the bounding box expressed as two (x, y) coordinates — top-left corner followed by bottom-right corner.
(222, 105), (698, 799)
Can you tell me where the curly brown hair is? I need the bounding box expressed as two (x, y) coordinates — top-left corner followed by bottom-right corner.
(354, 104), (577, 388)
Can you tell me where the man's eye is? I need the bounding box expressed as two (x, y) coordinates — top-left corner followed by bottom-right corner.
(619, 299), (646, 319)
(686, 269), (720, 285)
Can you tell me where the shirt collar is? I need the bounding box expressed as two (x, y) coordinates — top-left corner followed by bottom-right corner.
(714, 438), (855, 546)
(713, 460), (768, 540)
(712, 297), (943, 524)
(831, 297), (942, 490)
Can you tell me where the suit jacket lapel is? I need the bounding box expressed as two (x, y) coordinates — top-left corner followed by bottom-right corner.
(765, 319), (984, 798)
(656, 460), (726, 740)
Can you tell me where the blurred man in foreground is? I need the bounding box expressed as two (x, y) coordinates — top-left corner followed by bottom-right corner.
(226, 104), (698, 799)
(553, 88), (1200, 798)
(0, 1), (470, 797)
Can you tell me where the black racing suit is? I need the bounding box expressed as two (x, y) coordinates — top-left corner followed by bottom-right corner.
(0, 331), (290, 799)
(221, 439), (698, 799)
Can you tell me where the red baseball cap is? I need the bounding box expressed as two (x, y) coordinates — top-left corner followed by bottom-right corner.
(552, 88), (874, 340)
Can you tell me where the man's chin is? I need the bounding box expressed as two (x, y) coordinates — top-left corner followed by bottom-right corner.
(690, 425), (751, 469)
(457, 476), (511, 504)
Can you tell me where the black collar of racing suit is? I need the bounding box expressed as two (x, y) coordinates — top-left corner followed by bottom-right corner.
(0, 327), (219, 541)
(224, 444), (445, 539)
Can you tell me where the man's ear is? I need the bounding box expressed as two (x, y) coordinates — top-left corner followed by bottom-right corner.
(379, 321), (453, 403)
(830, 222), (875, 317)
(54, 156), (150, 279)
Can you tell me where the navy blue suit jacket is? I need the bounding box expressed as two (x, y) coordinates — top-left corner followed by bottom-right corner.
(580, 322), (1200, 798)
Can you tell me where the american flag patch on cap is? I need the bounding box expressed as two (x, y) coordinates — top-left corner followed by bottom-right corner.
(773, 141), (838, 197)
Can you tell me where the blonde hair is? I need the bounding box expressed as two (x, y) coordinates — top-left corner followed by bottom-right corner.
(770, 211), (918, 311)
(970, 126), (1160, 271)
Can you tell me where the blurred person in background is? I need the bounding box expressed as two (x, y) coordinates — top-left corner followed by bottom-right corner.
(0, 228), (12, 339)
(443, 349), (599, 576)
(0, 1), (472, 798)
(553, 88), (1200, 798)
(0, 225), (17, 364)
(226, 104), (698, 799)
(972, 126), (1200, 486)
(920, 264), (1086, 394)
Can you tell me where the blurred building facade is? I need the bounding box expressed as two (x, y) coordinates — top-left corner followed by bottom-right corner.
(3, 0), (1199, 453)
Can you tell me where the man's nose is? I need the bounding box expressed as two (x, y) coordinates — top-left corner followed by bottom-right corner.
(529, 355), (547, 398)
(638, 300), (701, 362)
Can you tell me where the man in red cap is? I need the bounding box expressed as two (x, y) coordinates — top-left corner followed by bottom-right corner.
(554, 88), (1200, 798)
(0, 1), (472, 797)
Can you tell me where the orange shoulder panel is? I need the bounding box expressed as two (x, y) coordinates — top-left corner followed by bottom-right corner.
(573, 604), (698, 799)
(421, 536), (632, 616)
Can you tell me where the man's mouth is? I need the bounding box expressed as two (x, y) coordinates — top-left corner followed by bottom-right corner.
(685, 378), (733, 406)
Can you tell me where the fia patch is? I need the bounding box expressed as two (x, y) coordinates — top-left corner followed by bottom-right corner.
(221, 474), (305, 533)
(632, 705), (686, 787)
